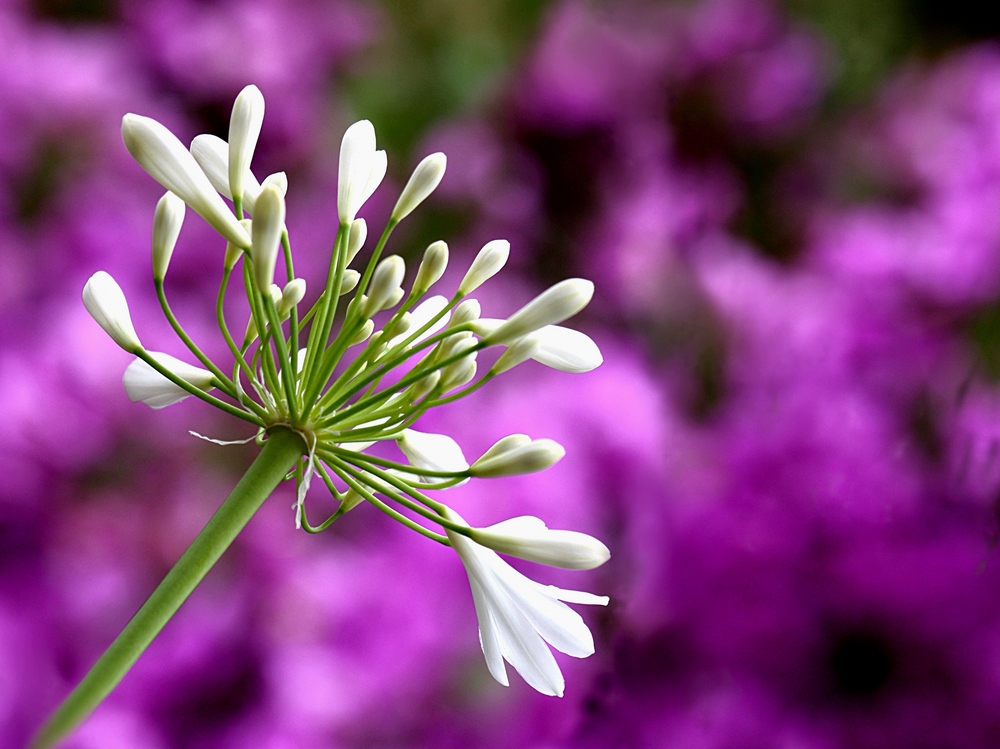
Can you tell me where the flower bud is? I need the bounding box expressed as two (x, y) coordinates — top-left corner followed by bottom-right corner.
(252, 185), (285, 292)
(392, 152), (446, 221)
(152, 191), (185, 281)
(123, 351), (215, 409)
(339, 269), (361, 295)
(440, 358), (477, 391)
(407, 370), (440, 402)
(458, 239), (509, 295)
(412, 241), (448, 295)
(471, 438), (565, 477)
(278, 278), (306, 316)
(338, 120), (386, 224)
(531, 325), (603, 373)
(349, 319), (375, 346)
(485, 279), (594, 345)
(476, 434), (531, 463)
(224, 218), (252, 271)
(190, 133), (264, 213)
(450, 299), (481, 327)
(388, 295), (449, 349)
(491, 334), (540, 374)
(468, 516), (610, 570)
(261, 171), (288, 195)
(228, 84), (265, 202)
(363, 255), (405, 317)
(83, 271), (142, 353)
(122, 114), (250, 248)
(346, 218), (367, 264)
(398, 429), (469, 476)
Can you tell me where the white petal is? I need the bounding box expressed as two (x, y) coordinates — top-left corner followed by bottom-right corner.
(536, 585), (610, 607)
(532, 326), (603, 373)
(468, 575), (508, 686)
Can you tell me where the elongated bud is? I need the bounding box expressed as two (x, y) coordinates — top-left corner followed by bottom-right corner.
(252, 185), (285, 292)
(261, 171), (288, 195)
(458, 239), (510, 295)
(486, 279), (594, 345)
(492, 334), (539, 374)
(83, 271), (142, 353)
(440, 357), (477, 391)
(392, 152), (446, 221)
(413, 241), (448, 295)
(338, 120), (386, 224)
(476, 434), (531, 463)
(468, 516), (610, 570)
(123, 351), (215, 409)
(407, 370), (440, 402)
(278, 278), (306, 316)
(229, 84), (265, 202)
(363, 255), (405, 317)
(346, 218), (367, 264)
(340, 269), (360, 295)
(398, 429), (469, 475)
(152, 191), (185, 281)
(122, 114), (250, 248)
(349, 319), (375, 346)
(471, 438), (565, 477)
(224, 219), (252, 271)
(532, 325), (603, 373)
(451, 299), (481, 327)
(190, 133), (263, 213)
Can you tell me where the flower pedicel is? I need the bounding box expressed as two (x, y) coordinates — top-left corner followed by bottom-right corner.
(32, 85), (608, 747)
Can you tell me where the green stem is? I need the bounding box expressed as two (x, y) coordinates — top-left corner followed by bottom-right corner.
(30, 427), (306, 749)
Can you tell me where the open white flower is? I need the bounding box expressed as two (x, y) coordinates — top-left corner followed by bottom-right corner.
(123, 352), (215, 409)
(338, 120), (387, 224)
(445, 508), (609, 696)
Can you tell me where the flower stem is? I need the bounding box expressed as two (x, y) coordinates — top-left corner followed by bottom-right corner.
(29, 427), (306, 749)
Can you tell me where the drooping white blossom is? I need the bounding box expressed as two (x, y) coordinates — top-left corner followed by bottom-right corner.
(468, 516), (610, 570)
(83, 271), (142, 353)
(123, 352), (215, 409)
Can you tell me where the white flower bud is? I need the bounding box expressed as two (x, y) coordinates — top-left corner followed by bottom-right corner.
(486, 279), (594, 345)
(123, 351), (215, 409)
(278, 278), (306, 316)
(388, 295), (449, 349)
(340, 269), (361, 295)
(440, 358), (477, 391)
(338, 120), (386, 224)
(450, 299), (481, 327)
(224, 218), (252, 271)
(392, 152), (446, 221)
(413, 240), (449, 295)
(468, 516), (610, 570)
(349, 319), (375, 346)
(261, 171), (287, 196)
(471, 438), (566, 477)
(476, 434), (531, 463)
(458, 239), (509, 295)
(82, 271), (142, 353)
(531, 325), (603, 373)
(228, 84), (265, 202)
(407, 370), (440, 402)
(122, 114), (250, 248)
(346, 218), (367, 264)
(398, 429), (469, 477)
(363, 255), (405, 317)
(269, 284), (283, 305)
(190, 133), (264, 213)
(468, 317), (503, 337)
(491, 334), (540, 374)
(252, 185), (285, 292)
(152, 191), (185, 281)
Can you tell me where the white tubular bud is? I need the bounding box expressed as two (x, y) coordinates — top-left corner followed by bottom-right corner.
(468, 516), (611, 570)
(123, 351), (215, 409)
(476, 434), (531, 463)
(388, 295), (449, 349)
(82, 271), (142, 353)
(152, 191), (185, 281)
(363, 255), (405, 317)
(440, 358), (477, 391)
(224, 218), (252, 271)
(228, 84), (265, 202)
(346, 218), (367, 264)
(339, 269), (361, 295)
(407, 370), (440, 402)
(450, 299), (482, 327)
(252, 185), (285, 292)
(190, 133), (264, 214)
(349, 319), (375, 346)
(531, 325), (603, 373)
(413, 241), (449, 295)
(458, 239), (510, 295)
(338, 120), (386, 224)
(278, 278), (306, 316)
(468, 317), (502, 337)
(486, 279), (594, 345)
(261, 171), (288, 196)
(398, 429), (469, 476)
(122, 115), (250, 248)
(471, 438), (566, 477)
(492, 334), (540, 374)
(392, 152), (446, 221)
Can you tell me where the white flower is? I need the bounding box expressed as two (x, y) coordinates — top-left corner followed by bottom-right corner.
(189, 133), (264, 213)
(82, 271), (142, 353)
(121, 114), (250, 249)
(458, 239), (510, 295)
(152, 191), (185, 282)
(468, 516), (610, 569)
(392, 152), (446, 222)
(412, 240), (449, 295)
(485, 279), (594, 345)
(278, 279), (306, 316)
(362, 255), (405, 317)
(228, 84), (265, 202)
(397, 429), (469, 477)
(251, 185), (285, 292)
(123, 352), (215, 409)
(471, 438), (565, 478)
(472, 320), (602, 373)
(445, 509), (609, 696)
(338, 120), (387, 224)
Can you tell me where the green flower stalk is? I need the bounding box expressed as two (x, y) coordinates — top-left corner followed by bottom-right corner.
(33, 85), (610, 747)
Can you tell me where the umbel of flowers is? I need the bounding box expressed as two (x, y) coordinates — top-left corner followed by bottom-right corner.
(36, 85), (609, 748)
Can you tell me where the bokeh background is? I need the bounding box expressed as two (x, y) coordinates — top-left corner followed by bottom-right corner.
(6, 0), (1000, 746)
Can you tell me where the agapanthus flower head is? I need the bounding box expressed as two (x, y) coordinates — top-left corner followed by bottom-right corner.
(83, 86), (609, 696)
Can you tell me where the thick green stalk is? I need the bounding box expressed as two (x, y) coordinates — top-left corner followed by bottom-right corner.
(30, 427), (306, 749)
